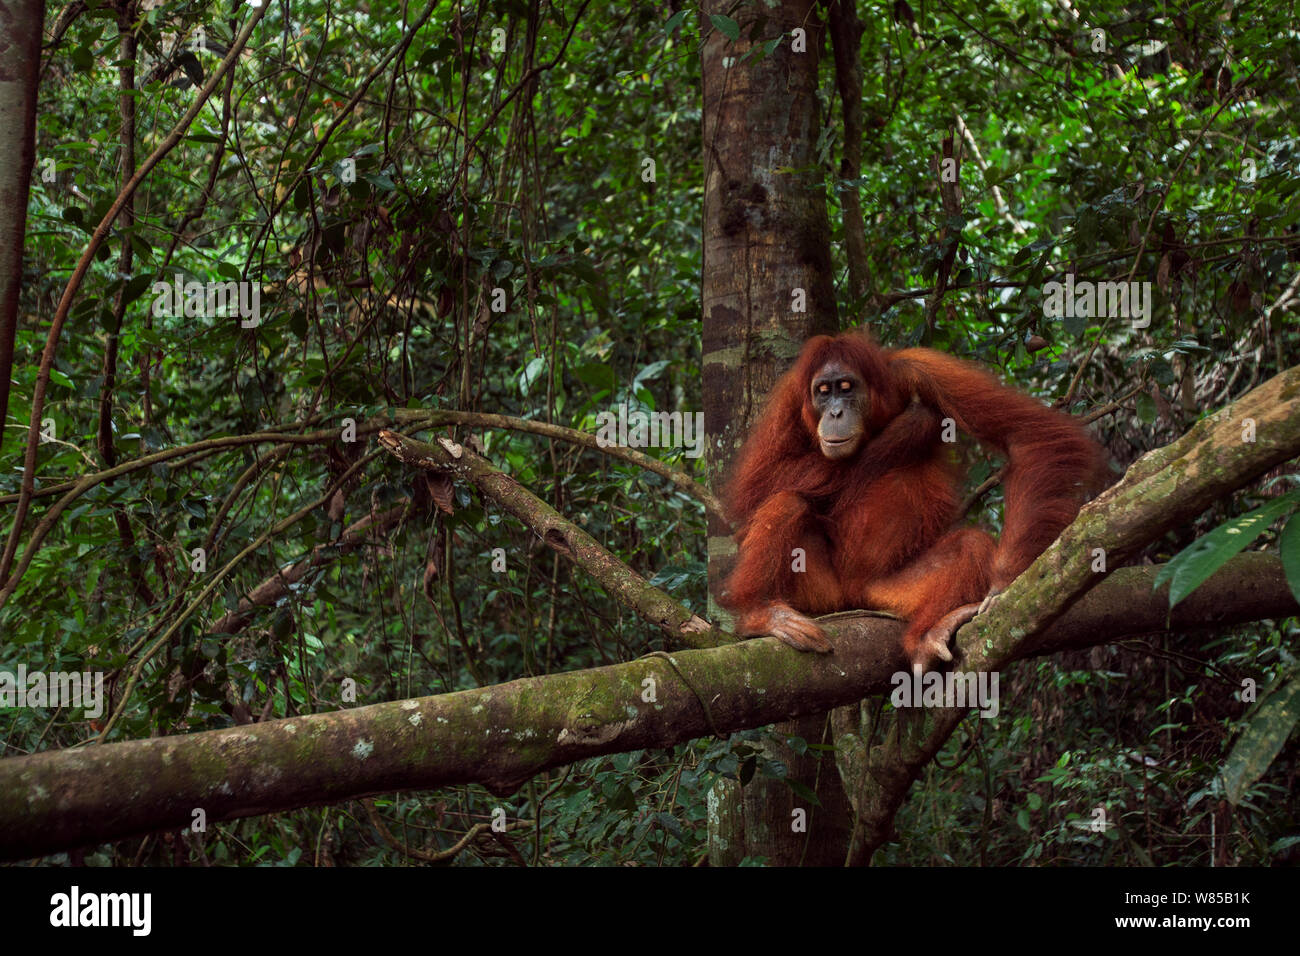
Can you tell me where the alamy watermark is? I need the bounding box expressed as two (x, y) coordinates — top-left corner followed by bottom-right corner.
(152, 276), (261, 328)
(0, 665), (104, 719)
(891, 668), (999, 718)
(1042, 274), (1152, 329)
(594, 403), (705, 458)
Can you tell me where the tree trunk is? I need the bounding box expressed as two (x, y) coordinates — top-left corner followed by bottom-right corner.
(0, 0), (46, 457)
(701, 0), (849, 866)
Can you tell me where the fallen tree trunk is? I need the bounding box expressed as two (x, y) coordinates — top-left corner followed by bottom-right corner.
(0, 554), (1293, 861)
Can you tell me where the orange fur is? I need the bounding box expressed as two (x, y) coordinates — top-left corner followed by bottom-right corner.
(720, 331), (1108, 670)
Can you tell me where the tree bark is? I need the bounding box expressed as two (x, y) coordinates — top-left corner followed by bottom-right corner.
(0, 0), (45, 458)
(701, 0), (849, 864)
(1, 554), (1294, 862)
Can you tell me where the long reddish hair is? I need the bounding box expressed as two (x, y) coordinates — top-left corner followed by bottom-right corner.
(723, 333), (910, 522)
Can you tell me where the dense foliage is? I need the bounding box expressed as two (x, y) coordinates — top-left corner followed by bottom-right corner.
(2, 0), (1296, 865)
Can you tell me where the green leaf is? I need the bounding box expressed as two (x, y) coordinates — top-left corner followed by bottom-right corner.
(608, 784), (638, 812)
(573, 363), (616, 390)
(178, 51), (204, 87)
(632, 359), (671, 386)
(121, 274), (156, 306)
(709, 14), (740, 41)
(1149, 356), (1175, 387)
(1155, 491), (1300, 607)
(739, 755), (756, 785)
(783, 778), (821, 807)
(654, 812), (683, 839)
(519, 356), (547, 395)
(1220, 668), (1300, 806)
(1270, 835), (1300, 855)
(567, 258), (600, 284)
(71, 44), (94, 71)
(1278, 513), (1300, 605)
(663, 9), (689, 34)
